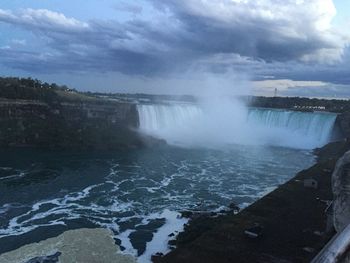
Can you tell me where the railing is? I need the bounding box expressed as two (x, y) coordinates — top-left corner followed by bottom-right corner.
(311, 223), (350, 263)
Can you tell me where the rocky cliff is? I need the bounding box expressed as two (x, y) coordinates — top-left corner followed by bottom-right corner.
(335, 113), (350, 139)
(310, 149), (350, 263)
(0, 98), (152, 150)
(332, 150), (350, 232)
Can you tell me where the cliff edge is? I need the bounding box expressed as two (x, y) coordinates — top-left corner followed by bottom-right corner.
(332, 150), (350, 232)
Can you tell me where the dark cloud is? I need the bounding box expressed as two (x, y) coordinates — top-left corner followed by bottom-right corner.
(113, 3), (143, 15)
(0, 1), (349, 87)
(251, 47), (350, 85)
(282, 84), (350, 99)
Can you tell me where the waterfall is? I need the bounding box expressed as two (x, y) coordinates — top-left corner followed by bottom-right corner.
(138, 104), (202, 132)
(137, 103), (337, 149)
(247, 108), (337, 144)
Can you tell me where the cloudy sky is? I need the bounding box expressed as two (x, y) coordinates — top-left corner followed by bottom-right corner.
(0, 0), (349, 97)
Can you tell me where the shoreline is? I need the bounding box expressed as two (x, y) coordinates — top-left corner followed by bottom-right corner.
(154, 140), (350, 263)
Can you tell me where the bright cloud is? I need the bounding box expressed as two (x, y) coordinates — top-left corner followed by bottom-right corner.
(0, 0), (349, 95)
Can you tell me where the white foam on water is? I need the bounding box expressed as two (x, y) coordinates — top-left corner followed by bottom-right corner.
(0, 183), (108, 237)
(0, 171), (26, 181)
(239, 202), (251, 209)
(1, 180), (190, 263)
(256, 185), (280, 198)
(117, 229), (138, 257)
(138, 209), (188, 263)
(0, 167), (13, 171)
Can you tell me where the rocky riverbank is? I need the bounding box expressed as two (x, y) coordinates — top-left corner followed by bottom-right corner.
(154, 140), (350, 263)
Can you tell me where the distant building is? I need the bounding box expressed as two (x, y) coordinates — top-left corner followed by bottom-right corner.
(293, 105), (326, 111)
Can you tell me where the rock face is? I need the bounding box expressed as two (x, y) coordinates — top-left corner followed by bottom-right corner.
(0, 99), (147, 150)
(0, 228), (136, 263)
(335, 113), (350, 139)
(332, 150), (350, 232)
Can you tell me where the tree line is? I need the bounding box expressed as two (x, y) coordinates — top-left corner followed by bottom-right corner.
(0, 77), (75, 102)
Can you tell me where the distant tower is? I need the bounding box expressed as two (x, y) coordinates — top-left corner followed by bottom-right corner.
(274, 88), (277, 97)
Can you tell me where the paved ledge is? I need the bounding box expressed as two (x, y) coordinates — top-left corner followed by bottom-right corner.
(0, 228), (136, 263)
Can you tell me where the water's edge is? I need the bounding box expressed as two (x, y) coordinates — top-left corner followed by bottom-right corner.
(155, 140), (350, 263)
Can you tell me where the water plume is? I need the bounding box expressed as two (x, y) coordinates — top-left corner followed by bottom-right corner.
(137, 73), (337, 149)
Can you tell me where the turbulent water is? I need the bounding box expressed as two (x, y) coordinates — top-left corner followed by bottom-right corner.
(0, 102), (338, 262)
(0, 146), (314, 262)
(137, 103), (337, 149)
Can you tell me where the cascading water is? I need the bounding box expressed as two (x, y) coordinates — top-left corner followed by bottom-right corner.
(137, 104), (202, 132)
(137, 103), (337, 149)
(247, 108), (337, 144)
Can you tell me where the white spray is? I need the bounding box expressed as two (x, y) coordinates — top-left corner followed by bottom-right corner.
(137, 73), (337, 149)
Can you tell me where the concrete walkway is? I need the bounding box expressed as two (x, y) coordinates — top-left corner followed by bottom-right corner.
(0, 228), (136, 263)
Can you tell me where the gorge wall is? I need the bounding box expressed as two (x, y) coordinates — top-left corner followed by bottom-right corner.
(0, 99), (144, 150)
(332, 150), (350, 232)
(335, 113), (350, 139)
